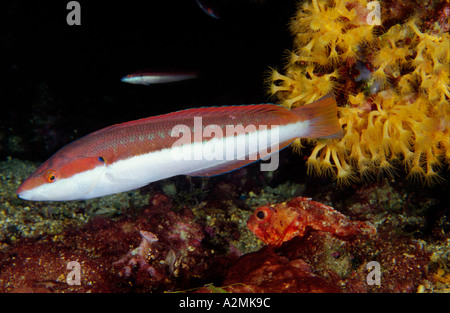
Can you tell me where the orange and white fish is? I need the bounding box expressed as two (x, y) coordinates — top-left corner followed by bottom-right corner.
(17, 94), (342, 201)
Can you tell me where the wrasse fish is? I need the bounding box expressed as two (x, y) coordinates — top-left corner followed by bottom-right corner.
(247, 197), (376, 246)
(17, 94), (342, 201)
(121, 69), (198, 85)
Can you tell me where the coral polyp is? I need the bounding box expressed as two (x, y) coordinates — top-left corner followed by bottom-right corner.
(290, 0), (375, 66)
(269, 0), (450, 184)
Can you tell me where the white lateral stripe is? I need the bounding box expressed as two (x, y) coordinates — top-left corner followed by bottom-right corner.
(20, 120), (309, 200)
(90, 120), (308, 197)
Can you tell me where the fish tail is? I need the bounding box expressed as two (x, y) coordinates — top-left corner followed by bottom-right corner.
(292, 93), (343, 139)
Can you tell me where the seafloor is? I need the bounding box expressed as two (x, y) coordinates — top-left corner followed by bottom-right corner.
(0, 152), (449, 293)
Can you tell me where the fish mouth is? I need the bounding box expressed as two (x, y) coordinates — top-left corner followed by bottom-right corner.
(16, 183), (48, 201)
(16, 184), (25, 197)
(16, 186), (66, 201)
(16, 177), (42, 200)
(16, 180), (56, 201)
(16, 182), (32, 200)
(16, 188), (36, 201)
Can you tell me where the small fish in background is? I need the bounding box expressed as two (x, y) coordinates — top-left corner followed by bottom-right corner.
(121, 69), (198, 86)
(194, 0), (220, 19)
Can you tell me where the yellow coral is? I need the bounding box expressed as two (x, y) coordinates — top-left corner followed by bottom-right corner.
(269, 0), (450, 184)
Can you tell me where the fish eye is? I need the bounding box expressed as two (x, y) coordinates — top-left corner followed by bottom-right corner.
(45, 170), (58, 183)
(98, 156), (105, 163)
(256, 207), (270, 221)
(256, 210), (265, 220)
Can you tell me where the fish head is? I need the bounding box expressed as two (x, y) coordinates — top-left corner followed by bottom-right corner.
(248, 202), (303, 246)
(120, 74), (144, 85)
(17, 152), (106, 201)
(247, 205), (280, 245)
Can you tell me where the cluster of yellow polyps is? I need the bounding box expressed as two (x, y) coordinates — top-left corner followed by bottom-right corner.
(269, 0), (449, 184)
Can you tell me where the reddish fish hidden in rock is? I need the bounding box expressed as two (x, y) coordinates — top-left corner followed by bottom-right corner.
(247, 197), (376, 246)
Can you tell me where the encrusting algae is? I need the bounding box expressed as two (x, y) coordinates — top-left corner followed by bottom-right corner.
(268, 0), (450, 185)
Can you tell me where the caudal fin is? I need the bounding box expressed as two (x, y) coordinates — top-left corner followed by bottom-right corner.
(292, 93), (343, 139)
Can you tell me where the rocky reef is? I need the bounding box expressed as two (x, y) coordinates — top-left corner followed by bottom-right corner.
(0, 156), (449, 293)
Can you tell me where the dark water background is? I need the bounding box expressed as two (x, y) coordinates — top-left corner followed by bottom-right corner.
(2, 0), (297, 161)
